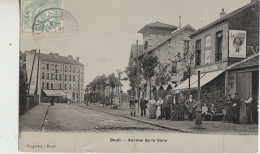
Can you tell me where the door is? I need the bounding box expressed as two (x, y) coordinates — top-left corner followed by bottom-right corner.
(236, 72), (252, 123)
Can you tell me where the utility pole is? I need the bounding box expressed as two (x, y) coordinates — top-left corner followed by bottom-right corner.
(28, 49), (37, 94)
(136, 40), (140, 113)
(35, 49), (40, 96)
(194, 71), (203, 129)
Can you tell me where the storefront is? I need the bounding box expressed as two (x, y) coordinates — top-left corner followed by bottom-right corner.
(227, 53), (259, 123)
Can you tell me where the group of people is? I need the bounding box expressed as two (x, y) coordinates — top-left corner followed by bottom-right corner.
(129, 92), (254, 124)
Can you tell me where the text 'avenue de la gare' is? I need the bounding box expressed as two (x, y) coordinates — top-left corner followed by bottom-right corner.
(110, 138), (167, 142)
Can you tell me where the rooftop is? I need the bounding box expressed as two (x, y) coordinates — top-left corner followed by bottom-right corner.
(25, 51), (84, 66)
(190, 1), (258, 37)
(138, 21), (178, 33)
(227, 53), (259, 70)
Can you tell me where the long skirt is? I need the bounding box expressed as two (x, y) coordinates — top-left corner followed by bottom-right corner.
(156, 106), (161, 118)
(149, 105), (156, 119)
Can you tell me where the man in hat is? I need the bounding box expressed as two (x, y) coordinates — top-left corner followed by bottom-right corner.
(140, 95), (149, 116)
(129, 97), (137, 117)
(232, 92), (241, 124)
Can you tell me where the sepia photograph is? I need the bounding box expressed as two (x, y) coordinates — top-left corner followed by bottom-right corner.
(18, 0), (259, 153)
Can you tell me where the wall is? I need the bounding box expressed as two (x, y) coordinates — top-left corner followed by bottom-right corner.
(228, 1), (259, 61)
(191, 22), (229, 70)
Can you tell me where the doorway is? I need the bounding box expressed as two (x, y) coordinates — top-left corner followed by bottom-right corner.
(252, 71), (259, 124)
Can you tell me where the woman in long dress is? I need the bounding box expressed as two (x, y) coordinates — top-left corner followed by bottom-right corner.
(156, 97), (163, 119)
(149, 97), (157, 119)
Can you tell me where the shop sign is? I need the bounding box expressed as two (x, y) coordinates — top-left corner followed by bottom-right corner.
(229, 30), (246, 58)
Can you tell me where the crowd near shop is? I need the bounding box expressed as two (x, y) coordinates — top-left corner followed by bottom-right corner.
(125, 0), (259, 124)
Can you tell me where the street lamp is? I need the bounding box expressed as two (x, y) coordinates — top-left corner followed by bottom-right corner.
(194, 71), (203, 129)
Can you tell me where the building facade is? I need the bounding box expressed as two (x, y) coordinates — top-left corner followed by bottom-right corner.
(129, 22), (195, 99)
(24, 51), (85, 103)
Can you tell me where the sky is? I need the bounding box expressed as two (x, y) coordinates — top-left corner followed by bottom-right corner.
(21, 0), (251, 92)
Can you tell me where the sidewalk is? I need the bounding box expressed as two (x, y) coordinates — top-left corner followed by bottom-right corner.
(19, 103), (49, 132)
(78, 103), (258, 135)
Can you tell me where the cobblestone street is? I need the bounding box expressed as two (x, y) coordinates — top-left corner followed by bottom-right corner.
(21, 103), (174, 132)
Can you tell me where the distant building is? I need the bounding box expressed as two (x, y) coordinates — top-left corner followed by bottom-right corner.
(23, 51), (85, 103)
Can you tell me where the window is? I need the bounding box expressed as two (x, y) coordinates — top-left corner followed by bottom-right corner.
(65, 75), (67, 81)
(55, 65), (58, 71)
(195, 39), (201, 66)
(69, 75), (71, 81)
(47, 73), (49, 79)
(60, 83), (62, 89)
(55, 74), (58, 80)
(42, 82), (44, 89)
(184, 41), (189, 53)
(47, 83), (49, 89)
(215, 31), (223, 62)
(65, 66), (67, 72)
(69, 84), (71, 90)
(51, 83), (53, 89)
(51, 73), (54, 80)
(23, 55), (26, 61)
(171, 61), (177, 73)
(144, 41), (148, 50)
(51, 64), (54, 71)
(73, 67), (75, 73)
(59, 74), (62, 80)
(73, 84), (75, 90)
(69, 66), (71, 72)
(42, 72), (45, 79)
(73, 76), (75, 81)
(42, 63), (45, 70)
(65, 84), (67, 90)
(47, 64), (49, 70)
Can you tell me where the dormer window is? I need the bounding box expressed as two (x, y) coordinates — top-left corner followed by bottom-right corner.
(144, 41), (148, 50)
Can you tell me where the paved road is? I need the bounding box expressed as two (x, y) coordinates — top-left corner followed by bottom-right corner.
(43, 103), (174, 132)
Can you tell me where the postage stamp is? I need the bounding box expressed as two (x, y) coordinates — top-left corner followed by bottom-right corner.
(22, 0), (63, 32)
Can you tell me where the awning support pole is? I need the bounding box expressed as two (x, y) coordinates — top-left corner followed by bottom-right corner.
(194, 71), (204, 129)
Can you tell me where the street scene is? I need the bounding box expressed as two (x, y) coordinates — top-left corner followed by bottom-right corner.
(18, 0), (259, 152)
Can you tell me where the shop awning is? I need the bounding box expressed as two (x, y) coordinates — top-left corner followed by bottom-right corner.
(174, 70), (224, 91)
(42, 90), (66, 97)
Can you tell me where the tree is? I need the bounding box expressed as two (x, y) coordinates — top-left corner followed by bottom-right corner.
(154, 63), (171, 86)
(19, 67), (28, 115)
(108, 73), (122, 107)
(141, 55), (158, 99)
(125, 62), (138, 97)
(175, 43), (195, 90)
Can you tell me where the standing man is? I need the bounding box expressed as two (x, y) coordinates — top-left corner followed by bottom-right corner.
(129, 97), (137, 117)
(164, 95), (172, 120)
(242, 93), (253, 124)
(140, 96), (148, 116)
(232, 92), (241, 124)
(185, 95), (197, 120)
(178, 93), (186, 121)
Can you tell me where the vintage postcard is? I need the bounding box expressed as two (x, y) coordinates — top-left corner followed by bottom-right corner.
(19, 0), (259, 153)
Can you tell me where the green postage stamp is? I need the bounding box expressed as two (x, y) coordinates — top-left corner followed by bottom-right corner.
(22, 0), (63, 32)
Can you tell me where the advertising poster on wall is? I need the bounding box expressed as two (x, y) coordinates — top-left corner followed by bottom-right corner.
(229, 30), (247, 58)
(205, 36), (211, 64)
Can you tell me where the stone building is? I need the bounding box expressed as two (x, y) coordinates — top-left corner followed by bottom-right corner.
(24, 51), (85, 103)
(129, 22), (195, 99)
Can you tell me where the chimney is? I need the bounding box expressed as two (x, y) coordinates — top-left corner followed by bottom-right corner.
(220, 8), (226, 18)
(54, 53), (59, 58)
(179, 16), (182, 29)
(76, 57), (79, 62)
(68, 55), (73, 60)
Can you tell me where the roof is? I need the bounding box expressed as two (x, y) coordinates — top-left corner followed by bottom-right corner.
(227, 53), (259, 70)
(174, 70), (224, 91)
(137, 24), (195, 58)
(129, 44), (143, 60)
(138, 21), (178, 33)
(190, 1), (258, 37)
(25, 51), (84, 66)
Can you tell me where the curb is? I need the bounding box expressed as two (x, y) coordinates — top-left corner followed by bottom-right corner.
(40, 104), (49, 132)
(77, 104), (192, 133)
